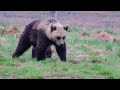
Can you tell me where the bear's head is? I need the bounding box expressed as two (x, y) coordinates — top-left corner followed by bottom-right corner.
(50, 23), (69, 47)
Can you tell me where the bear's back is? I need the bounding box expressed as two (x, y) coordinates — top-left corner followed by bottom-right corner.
(35, 18), (60, 30)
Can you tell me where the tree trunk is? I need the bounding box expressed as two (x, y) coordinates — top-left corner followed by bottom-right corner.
(51, 11), (58, 19)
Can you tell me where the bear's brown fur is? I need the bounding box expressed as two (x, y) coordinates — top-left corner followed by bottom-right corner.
(12, 18), (69, 61)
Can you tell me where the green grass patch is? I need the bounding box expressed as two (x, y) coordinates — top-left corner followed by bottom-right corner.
(0, 28), (120, 79)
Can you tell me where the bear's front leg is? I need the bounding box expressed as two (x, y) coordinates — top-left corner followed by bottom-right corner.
(32, 47), (36, 58)
(55, 42), (66, 62)
(35, 47), (46, 61)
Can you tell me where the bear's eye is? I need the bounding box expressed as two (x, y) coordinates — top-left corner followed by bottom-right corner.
(57, 37), (61, 40)
(63, 37), (65, 40)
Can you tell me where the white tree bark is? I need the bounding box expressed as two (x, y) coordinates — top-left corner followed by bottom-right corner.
(51, 11), (58, 19)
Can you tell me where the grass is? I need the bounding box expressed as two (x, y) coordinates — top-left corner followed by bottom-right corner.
(116, 47), (120, 57)
(106, 43), (113, 50)
(0, 27), (120, 79)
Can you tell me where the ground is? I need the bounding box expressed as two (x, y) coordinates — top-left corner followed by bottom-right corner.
(0, 27), (120, 79)
(1, 11), (120, 79)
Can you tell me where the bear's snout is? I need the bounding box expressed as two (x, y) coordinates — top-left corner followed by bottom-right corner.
(60, 44), (64, 48)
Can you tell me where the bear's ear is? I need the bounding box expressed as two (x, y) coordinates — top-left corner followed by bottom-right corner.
(63, 24), (70, 31)
(51, 24), (56, 32)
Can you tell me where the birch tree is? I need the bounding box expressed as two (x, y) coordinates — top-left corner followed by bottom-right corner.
(51, 11), (58, 19)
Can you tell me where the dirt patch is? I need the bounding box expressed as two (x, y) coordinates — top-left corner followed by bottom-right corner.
(11, 64), (21, 67)
(95, 32), (114, 42)
(46, 75), (81, 79)
(0, 73), (19, 79)
(0, 66), (3, 69)
(9, 73), (19, 78)
(91, 30), (98, 34)
(0, 25), (21, 37)
(80, 32), (90, 36)
(0, 37), (9, 47)
(90, 49), (102, 54)
(25, 76), (44, 79)
(4, 26), (20, 36)
(68, 60), (81, 64)
(90, 59), (104, 63)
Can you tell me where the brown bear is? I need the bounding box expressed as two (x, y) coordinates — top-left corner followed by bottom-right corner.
(12, 18), (69, 62)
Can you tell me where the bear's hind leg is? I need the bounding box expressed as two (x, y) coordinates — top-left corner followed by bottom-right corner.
(12, 38), (31, 58)
(35, 49), (46, 61)
(45, 46), (52, 58)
